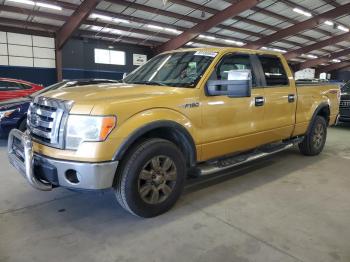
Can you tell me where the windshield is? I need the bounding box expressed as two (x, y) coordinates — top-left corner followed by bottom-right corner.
(341, 82), (350, 93)
(123, 51), (217, 87)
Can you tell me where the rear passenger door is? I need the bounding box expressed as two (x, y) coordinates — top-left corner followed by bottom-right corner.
(257, 55), (296, 140)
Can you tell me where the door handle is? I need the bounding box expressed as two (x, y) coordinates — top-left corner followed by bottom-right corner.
(255, 96), (265, 107)
(288, 94), (295, 103)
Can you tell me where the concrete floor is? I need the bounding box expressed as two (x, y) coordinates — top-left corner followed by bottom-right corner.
(1, 125), (350, 262)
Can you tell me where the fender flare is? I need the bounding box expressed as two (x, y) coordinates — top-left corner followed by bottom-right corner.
(306, 102), (330, 135)
(113, 120), (197, 167)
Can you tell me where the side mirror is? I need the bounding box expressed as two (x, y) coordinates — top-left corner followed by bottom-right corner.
(206, 69), (252, 97)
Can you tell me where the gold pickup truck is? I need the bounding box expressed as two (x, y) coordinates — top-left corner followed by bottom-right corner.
(8, 47), (340, 217)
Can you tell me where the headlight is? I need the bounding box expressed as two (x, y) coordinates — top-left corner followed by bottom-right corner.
(65, 115), (116, 150)
(0, 108), (18, 120)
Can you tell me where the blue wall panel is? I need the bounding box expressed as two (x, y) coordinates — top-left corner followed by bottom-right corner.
(0, 65), (56, 86)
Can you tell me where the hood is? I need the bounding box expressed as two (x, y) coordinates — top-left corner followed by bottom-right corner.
(41, 83), (184, 114)
(0, 96), (32, 110)
(43, 83), (181, 101)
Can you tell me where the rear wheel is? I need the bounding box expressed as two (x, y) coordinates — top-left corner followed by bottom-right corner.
(114, 138), (186, 218)
(299, 116), (327, 156)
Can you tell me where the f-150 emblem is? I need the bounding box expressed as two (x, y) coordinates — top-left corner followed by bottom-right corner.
(180, 102), (200, 109)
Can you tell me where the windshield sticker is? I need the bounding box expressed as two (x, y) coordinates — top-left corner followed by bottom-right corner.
(194, 51), (217, 58)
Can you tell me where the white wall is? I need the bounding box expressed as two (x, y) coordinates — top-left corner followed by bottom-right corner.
(0, 32), (56, 68)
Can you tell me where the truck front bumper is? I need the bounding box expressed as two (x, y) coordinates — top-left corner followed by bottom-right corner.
(8, 129), (119, 191)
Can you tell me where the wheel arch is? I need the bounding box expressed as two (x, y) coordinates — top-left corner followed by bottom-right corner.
(113, 120), (197, 168)
(307, 102), (330, 135)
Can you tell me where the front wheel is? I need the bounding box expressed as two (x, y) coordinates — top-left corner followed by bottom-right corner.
(114, 138), (186, 218)
(299, 116), (327, 156)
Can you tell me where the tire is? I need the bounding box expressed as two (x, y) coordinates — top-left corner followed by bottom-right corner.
(18, 119), (27, 132)
(114, 138), (186, 218)
(299, 116), (327, 156)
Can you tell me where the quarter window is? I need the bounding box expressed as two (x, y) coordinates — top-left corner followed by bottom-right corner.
(259, 55), (289, 86)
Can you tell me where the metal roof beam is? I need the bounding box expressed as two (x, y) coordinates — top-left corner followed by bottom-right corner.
(245, 3), (350, 49)
(56, 0), (101, 49)
(285, 32), (350, 60)
(322, 0), (341, 7)
(107, 0), (264, 38)
(316, 60), (350, 73)
(0, 3), (260, 47)
(0, 24), (54, 37)
(298, 48), (350, 70)
(154, 0), (260, 52)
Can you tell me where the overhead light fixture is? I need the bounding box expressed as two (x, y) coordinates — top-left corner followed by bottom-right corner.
(306, 54), (318, 59)
(206, 36), (215, 40)
(113, 18), (130, 24)
(164, 28), (181, 34)
(261, 47), (287, 53)
(147, 24), (163, 30)
(224, 39), (245, 46)
(101, 28), (111, 33)
(198, 35), (216, 40)
(337, 25), (349, 32)
(332, 59), (341, 63)
(90, 26), (121, 35)
(90, 13), (130, 24)
(91, 25), (103, 31)
(8, 0), (35, 5)
(273, 48), (287, 53)
(293, 8), (312, 17)
(36, 2), (62, 10)
(8, 0), (62, 10)
(324, 20), (334, 26)
(90, 13), (113, 21)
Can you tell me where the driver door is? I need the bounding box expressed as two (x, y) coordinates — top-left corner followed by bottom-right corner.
(200, 53), (266, 161)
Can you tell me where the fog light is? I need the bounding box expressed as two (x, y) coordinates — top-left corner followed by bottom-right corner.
(65, 169), (80, 184)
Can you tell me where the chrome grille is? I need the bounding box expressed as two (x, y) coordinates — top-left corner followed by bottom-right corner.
(340, 100), (350, 108)
(27, 96), (73, 148)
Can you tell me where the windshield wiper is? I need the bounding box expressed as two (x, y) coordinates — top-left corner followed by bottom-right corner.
(130, 81), (167, 86)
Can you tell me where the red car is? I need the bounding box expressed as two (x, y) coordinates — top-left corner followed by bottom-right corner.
(0, 78), (44, 102)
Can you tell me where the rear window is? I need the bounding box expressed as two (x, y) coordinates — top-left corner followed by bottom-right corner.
(259, 56), (289, 87)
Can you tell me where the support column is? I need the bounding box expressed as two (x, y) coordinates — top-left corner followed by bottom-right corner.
(56, 48), (63, 82)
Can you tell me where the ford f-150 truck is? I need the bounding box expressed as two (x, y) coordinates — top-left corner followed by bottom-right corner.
(8, 48), (340, 217)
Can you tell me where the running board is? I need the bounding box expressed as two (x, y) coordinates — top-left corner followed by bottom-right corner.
(198, 139), (301, 176)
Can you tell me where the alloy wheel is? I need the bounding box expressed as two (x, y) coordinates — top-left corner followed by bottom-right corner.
(313, 123), (325, 149)
(138, 155), (177, 205)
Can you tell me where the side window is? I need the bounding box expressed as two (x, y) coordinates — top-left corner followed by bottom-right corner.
(211, 54), (256, 87)
(0, 81), (9, 91)
(258, 55), (289, 86)
(8, 82), (22, 91)
(0, 81), (22, 91)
